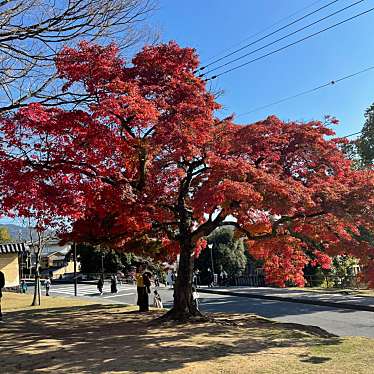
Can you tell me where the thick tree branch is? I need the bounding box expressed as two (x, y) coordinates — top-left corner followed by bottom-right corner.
(110, 112), (136, 139)
(214, 211), (327, 241)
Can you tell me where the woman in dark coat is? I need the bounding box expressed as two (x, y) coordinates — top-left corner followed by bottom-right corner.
(110, 275), (118, 293)
(136, 265), (151, 312)
(97, 276), (104, 295)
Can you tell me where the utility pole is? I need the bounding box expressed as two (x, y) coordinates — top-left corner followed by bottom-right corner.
(101, 253), (104, 278)
(29, 251), (32, 277)
(73, 242), (77, 297)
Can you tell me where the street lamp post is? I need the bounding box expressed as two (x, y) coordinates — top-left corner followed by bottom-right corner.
(101, 253), (104, 278)
(29, 251), (32, 277)
(20, 250), (24, 281)
(208, 243), (214, 284)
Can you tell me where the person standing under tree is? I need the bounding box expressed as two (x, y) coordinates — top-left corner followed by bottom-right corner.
(136, 265), (151, 312)
(191, 285), (200, 311)
(0, 270), (5, 322)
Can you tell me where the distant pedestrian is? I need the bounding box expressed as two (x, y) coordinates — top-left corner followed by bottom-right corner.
(45, 278), (51, 296)
(195, 269), (200, 286)
(222, 270), (228, 286)
(97, 276), (104, 295)
(153, 290), (163, 308)
(192, 270), (198, 287)
(0, 270), (5, 322)
(191, 285), (199, 311)
(171, 271), (176, 288)
(110, 274), (118, 293)
(117, 271), (124, 285)
(154, 275), (160, 288)
(207, 268), (214, 288)
(20, 280), (28, 294)
(166, 270), (173, 288)
(219, 268), (228, 286)
(161, 273), (167, 287)
(129, 267), (136, 285)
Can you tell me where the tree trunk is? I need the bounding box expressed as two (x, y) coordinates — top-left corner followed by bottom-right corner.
(32, 257), (41, 306)
(163, 240), (201, 320)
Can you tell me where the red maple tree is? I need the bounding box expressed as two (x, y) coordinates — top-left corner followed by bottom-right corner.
(1, 41), (374, 319)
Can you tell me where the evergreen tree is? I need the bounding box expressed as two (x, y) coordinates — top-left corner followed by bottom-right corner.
(195, 226), (247, 283)
(356, 103), (374, 167)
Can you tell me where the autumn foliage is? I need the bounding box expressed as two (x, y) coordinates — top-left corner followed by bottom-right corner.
(1, 41), (374, 312)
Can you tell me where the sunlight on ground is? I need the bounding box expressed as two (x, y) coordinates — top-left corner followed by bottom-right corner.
(1, 291), (98, 311)
(0, 293), (373, 373)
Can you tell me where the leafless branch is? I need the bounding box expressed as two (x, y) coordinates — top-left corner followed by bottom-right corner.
(0, 0), (158, 112)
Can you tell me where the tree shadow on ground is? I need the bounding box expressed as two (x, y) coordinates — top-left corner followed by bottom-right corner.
(191, 295), (374, 337)
(0, 304), (343, 373)
(300, 356), (331, 364)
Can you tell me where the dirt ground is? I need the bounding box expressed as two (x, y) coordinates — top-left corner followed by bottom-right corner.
(0, 293), (373, 373)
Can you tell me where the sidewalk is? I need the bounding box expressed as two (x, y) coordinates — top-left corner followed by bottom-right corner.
(198, 286), (374, 312)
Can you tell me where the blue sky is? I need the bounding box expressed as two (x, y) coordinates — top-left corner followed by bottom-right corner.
(151, 0), (374, 137)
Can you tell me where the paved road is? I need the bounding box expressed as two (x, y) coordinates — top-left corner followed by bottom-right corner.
(44, 283), (374, 338)
(203, 286), (374, 309)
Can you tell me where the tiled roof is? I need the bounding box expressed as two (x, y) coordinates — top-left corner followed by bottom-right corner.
(0, 242), (28, 254)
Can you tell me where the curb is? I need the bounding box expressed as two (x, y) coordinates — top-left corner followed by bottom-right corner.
(198, 288), (374, 312)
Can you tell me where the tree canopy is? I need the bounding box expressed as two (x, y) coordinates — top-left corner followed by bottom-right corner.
(1, 41), (374, 317)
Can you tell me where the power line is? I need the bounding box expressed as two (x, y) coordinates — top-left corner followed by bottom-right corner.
(236, 65), (374, 118)
(204, 6), (374, 82)
(197, 0), (341, 73)
(201, 0), (365, 77)
(200, 0), (327, 68)
(344, 131), (362, 137)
